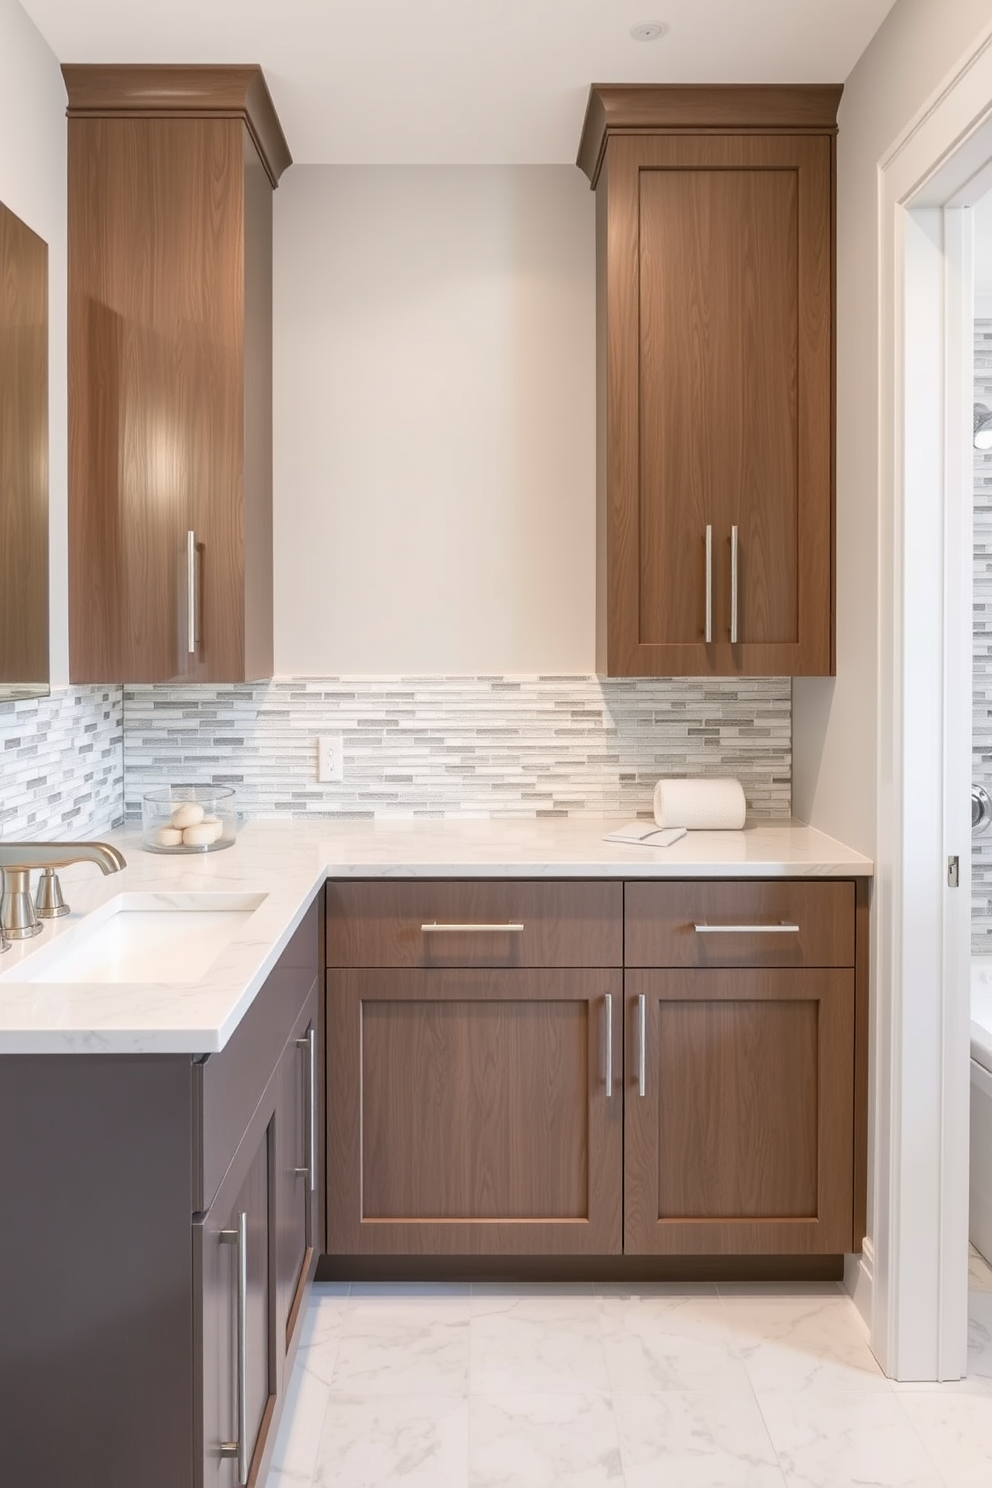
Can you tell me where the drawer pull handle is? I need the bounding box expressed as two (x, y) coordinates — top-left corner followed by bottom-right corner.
(421, 922), (525, 934)
(604, 992), (613, 1098)
(219, 1211), (249, 1485)
(693, 922), (801, 934)
(637, 993), (647, 1098)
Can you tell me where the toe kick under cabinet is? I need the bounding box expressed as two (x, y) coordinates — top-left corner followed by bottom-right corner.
(325, 878), (868, 1266)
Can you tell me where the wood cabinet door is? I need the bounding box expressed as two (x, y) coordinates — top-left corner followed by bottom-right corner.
(624, 969), (854, 1255)
(601, 132), (833, 676)
(66, 111), (271, 683)
(197, 1121), (275, 1488)
(275, 983), (318, 1360)
(327, 968), (623, 1256)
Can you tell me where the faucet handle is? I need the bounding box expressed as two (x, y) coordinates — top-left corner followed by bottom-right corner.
(35, 868), (70, 919)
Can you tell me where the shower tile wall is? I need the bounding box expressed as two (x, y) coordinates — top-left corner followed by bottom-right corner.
(123, 675), (792, 822)
(976, 320), (992, 947)
(0, 686), (124, 839)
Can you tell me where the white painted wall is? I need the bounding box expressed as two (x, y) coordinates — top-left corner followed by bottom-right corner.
(272, 165), (596, 675)
(792, 0), (992, 854)
(0, 0), (67, 684)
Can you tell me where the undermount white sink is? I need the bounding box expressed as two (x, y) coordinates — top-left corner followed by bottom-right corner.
(7, 892), (267, 984)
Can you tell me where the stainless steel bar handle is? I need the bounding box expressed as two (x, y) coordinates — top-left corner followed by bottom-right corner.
(186, 530), (197, 656)
(637, 993), (647, 1098)
(604, 993), (613, 1098)
(219, 1211), (249, 1485)
(421, 922), (525, 933)
(693, 922), (800, 934)
(704, 524), (713, 643)
(293, 1029), (317, 1192)
(730, 525), (739, 644)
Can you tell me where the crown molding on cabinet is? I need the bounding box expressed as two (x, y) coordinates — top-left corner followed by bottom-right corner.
(61, 63), (292, 187)
(576, 83), (843, 187)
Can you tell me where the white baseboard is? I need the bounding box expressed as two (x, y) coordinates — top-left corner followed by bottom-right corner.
(844, 1238), (874, 1330)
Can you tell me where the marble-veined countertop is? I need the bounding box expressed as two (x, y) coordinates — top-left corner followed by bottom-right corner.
(0, 816), (871, 1055)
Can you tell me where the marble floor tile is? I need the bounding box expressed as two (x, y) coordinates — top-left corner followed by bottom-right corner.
(755, 1392), (946, 1488)
(468, 1392), (623, 1488)
(312, 1394), (469, 1488)
(469, 1294), (611, 1395)
(291, 1285), (352, 1387)
(600, 1294), (752, 1394)
(332, 1298), (471, 1395)
(897, 1390), (992, 1487)
(265, 1351), (333, 1488)
(967, 1243), (992, 1292)
(720, 1295), (889, 1393)
(614, 1390), (788, 1488)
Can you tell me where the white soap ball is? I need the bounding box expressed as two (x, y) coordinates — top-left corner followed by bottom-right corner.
(155, 826), (184, 848)
(171, 802), (205, 830)
(201, 818), (224, 844)
(182, 822), (220, 848)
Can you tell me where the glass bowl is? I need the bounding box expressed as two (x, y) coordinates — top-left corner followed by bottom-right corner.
(141, 785), (238, 853)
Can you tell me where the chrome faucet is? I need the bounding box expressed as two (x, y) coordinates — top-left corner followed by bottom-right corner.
(0, 841), (127, 950)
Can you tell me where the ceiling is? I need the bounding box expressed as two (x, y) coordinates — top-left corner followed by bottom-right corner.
(19, 0), (898, 165)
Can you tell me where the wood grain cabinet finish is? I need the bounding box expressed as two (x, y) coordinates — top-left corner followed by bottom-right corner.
(0, 200), (48, 687)
(0, 893), (322, 1488)
(326, 881), (623, 1256)
(327, 879), (623, 969)
(328, 968), (623, 1256)
(325, 875), (866, 1267)
(624, 968), (854, 1255)
(577, 85), (841, 677)
(62, 65), (290, 683)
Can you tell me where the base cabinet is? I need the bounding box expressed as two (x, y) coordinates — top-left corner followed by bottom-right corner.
(325, 878), (867, 1267)
(0, 897), (322, 1488)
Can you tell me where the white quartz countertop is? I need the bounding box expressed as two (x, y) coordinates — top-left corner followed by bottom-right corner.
(0, 816), (871, 1056)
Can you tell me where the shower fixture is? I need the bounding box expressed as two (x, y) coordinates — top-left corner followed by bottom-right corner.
(975, 403), (992, 449)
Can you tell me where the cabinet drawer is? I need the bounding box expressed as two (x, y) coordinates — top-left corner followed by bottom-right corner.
(326, 880), (623, 968)
(625, 880), (855, 968)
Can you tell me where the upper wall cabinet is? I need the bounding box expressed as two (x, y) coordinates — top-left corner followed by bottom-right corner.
(63, 65), (291, 683)
(577, 85), (841, 677)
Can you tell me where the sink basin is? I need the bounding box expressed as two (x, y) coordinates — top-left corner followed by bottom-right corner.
(6, 892), (267, 984)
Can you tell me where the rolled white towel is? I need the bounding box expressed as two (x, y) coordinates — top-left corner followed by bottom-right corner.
(653, 777), (746, 831)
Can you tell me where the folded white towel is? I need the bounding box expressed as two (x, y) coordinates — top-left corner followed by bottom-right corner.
(653, 777), (746, 831)
(603, 822), (688, 847)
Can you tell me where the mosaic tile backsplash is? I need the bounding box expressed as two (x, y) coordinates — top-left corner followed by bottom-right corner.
(976, 320), (992, 947)
(0, 686), (124, 839)
(124, 676), (791, 822)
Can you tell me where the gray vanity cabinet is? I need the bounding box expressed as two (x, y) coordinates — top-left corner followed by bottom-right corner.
(0, 893), (322, 1488)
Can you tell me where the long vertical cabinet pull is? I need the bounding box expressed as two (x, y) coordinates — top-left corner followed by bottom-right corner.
(294, 1028), (317, 1193)
(704, 525), (713, 643)
(730, 525), (739, 643)
(604, 993), (613, 1097)
(186, 530), (198, 656)
(219, 1211), (249, 1486)
(637, 993), (647, 1098)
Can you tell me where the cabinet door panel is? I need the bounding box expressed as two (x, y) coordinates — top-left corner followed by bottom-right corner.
(624, 969), (853, 1254)
(604, 132), (832, 676)
(198, 1124), (273, 1488)
(276, 986), (317, 1358)
(327, 969), (622, 1255)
